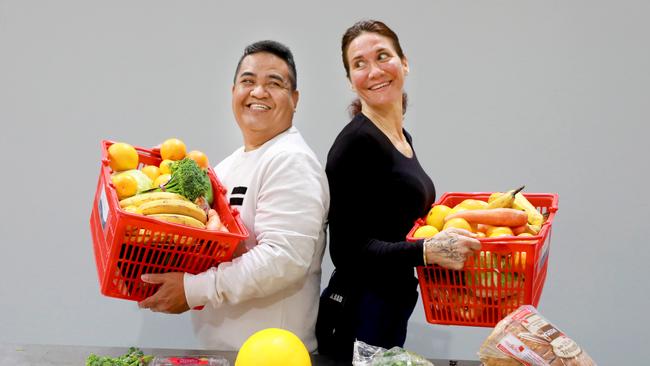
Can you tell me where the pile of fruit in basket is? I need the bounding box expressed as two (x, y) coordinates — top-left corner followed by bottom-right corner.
(413, 186), (545, 239)
(107, 138), (227, 232)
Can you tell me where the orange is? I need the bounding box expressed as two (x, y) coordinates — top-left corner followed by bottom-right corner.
(443, 217), (472, 232)
(108, 142), (138, 172)
(141, 165), (161, 181)
(186, 150), (210, 169)
(160, 138), (186, 161)
(413, 225), (439, 238)
(111, 174), (138, 200)
(159, 159), (174, 175)
(487, 226), (514, 238)
(153, 173), (171, 188)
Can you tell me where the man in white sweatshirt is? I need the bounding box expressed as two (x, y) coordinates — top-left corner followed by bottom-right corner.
(138, 40), (330, 352)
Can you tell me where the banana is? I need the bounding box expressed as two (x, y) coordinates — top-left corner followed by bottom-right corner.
(148, 213), (206, 229)
(486, 185), (525, 209)
(513, 193), (544, 226)
(139, 199), (207, 224)
(119, 191), (188, 208)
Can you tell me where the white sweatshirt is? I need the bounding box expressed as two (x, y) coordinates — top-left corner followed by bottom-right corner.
(183, 126), (329, 352)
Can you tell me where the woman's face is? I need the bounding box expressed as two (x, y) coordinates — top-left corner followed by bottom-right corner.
(346, 32), (408, 111)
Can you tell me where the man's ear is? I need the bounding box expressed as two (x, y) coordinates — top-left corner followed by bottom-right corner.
(291, 90), (300, 110)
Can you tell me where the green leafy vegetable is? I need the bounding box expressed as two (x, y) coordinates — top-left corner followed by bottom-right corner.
(155, 158), (211, 202)
(371, 347), (432, 365)
(86, 347), (153, 366)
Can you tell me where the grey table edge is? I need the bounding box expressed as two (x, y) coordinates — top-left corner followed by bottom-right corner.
(1, 343), (482, 366)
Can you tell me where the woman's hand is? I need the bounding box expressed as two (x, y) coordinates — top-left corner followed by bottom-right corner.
(423, 228), (481, 270)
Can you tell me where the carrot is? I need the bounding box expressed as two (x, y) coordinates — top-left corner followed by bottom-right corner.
(444, 208), (527, 227)
(512, 224), (527, 235)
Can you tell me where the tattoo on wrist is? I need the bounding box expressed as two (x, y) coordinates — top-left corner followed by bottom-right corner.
(430, 235), (464, 262)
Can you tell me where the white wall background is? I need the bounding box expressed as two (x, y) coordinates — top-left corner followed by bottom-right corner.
(1, 0), (648, 364)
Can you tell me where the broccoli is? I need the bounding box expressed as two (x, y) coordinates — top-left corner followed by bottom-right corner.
(158, 158), (211, 202)
(86, 347), (153, 366)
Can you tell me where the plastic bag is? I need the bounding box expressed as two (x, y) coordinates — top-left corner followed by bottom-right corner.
(478, 305), (596, 366)
(352, 340), (434, 366)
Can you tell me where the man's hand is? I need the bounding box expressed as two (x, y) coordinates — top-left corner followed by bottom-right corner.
(138, 272), (190, 314)
(423, 228), (481, 270)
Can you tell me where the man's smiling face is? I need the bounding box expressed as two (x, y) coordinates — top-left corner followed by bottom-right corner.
(232, 52), (299, 149)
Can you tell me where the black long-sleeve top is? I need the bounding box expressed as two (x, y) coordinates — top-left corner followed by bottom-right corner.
(326, 113), (435, 294)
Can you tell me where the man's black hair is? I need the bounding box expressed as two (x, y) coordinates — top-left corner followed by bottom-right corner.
(233, 40), (297, 91)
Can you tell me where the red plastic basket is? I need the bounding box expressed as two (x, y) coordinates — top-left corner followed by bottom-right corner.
(89, 140), (248, 302)
(406, 192), (559, 327)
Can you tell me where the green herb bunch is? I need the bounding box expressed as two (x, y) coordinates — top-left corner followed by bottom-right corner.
(86, 347), (153, 366)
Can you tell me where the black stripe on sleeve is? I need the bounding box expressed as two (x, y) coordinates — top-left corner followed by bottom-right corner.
(229, 197), (244, 206)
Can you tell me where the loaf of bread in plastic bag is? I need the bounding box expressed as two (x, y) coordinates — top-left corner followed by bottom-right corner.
(478, 305), (596, 366)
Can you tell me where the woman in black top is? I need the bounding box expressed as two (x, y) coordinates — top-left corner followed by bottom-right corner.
(316, 20), (481, 361)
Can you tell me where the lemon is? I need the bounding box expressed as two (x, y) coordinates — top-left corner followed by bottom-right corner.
(443, 217), (472, 232)
(141, 165), (161, 181)
(487, 226), (513, 238)
(108, 142), (138, 172)
(413, 225), (439, 238)
(235, 328), (311, 366)
(159, 159), (174, 175)
(456, 199), (488, 210)
(160, 138), (187, 161)
(425, 205), (451, 231)
(153, 173), (171, 188)
(111, 174), (138, 200)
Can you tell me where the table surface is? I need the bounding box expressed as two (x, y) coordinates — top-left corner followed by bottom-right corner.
(1, 343), (482, 366)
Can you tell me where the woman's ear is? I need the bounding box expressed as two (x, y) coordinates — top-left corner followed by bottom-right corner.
(402, 56), (410, 75)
